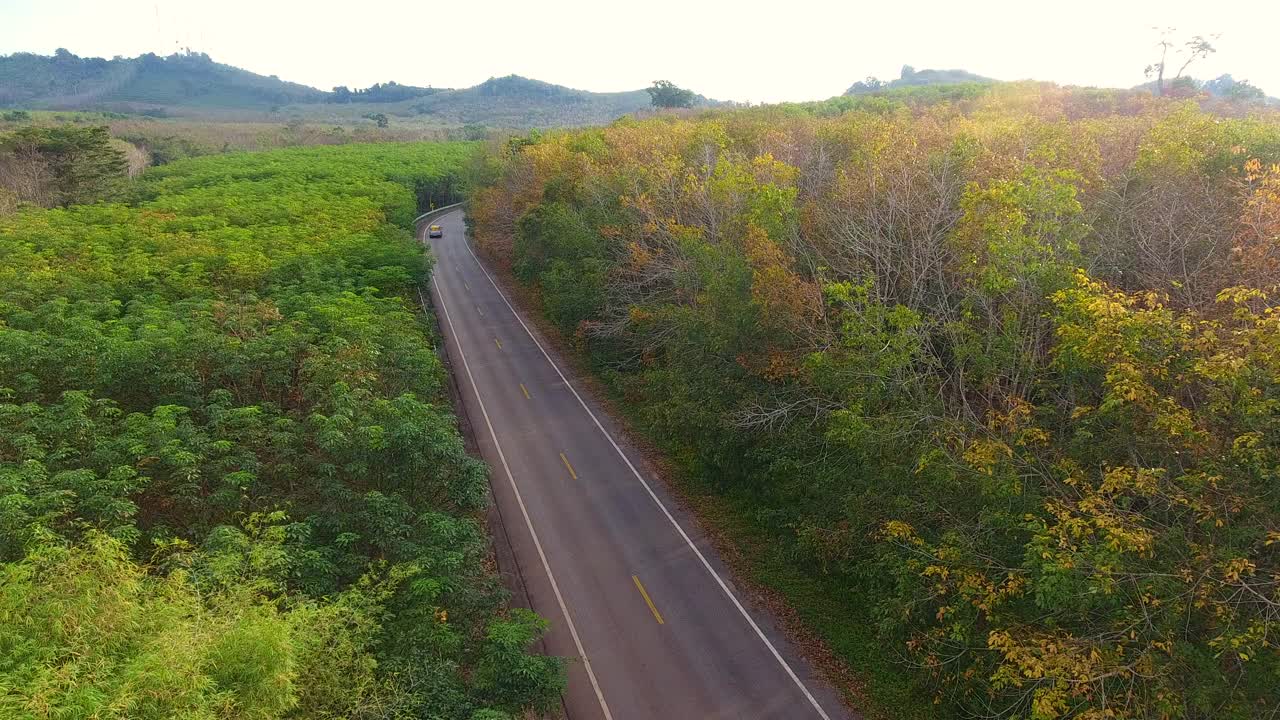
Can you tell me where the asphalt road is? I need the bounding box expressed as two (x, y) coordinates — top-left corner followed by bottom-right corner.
(421, 209), (852, 720)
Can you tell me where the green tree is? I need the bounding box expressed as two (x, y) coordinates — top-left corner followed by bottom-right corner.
(0, 124), (127, 206)
(646, 80), (696, 109)
(1204, 73), (1266, 101)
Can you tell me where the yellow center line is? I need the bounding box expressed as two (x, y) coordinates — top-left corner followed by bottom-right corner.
(632, 575), (665, 625)
(494, 338), (502, 349)
(559, 452), (578, 480)
(520, 383), (531, 399)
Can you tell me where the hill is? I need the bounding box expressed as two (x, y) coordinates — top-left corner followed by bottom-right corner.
(0, 50), (713, 127)
(276, 75), (688, 128)
(0, 49), (327, 112)
(846, 65), (994, 95)
(395, 75), (658, 126)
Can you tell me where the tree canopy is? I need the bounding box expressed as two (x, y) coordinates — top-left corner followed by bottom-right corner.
(0, 124), (128, 208)
(470, 88), (1280, 719)
(646, 80), (696, 109)
(0, 141), (564, 718)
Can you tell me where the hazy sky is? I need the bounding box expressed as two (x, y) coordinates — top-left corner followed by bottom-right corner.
(2, 0), (1277, 103)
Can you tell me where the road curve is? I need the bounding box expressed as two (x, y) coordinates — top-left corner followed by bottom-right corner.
(421, 209), (852, 720)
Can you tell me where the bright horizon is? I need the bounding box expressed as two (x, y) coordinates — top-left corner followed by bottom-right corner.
(2, 0), (1278, 103)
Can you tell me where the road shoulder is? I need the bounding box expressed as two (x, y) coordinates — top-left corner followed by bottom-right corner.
(414, 221), (571, 720)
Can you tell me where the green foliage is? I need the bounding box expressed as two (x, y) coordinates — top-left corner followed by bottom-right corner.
(470, 609), (565, 714)
(513, 202), (602, 278)
(0, 141), (563, 716)
(0, 124), (128, 207)
(0, 532), (296, 720)
(646, 80), (697, 109)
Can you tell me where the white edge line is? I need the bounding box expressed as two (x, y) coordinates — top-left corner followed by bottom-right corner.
(452, 212), (834, 720)
(419, 233), (615, 720)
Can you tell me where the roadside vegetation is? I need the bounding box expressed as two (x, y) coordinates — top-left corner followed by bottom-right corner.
(469, 84), (1280, 719)
(0, 141), (564, 718)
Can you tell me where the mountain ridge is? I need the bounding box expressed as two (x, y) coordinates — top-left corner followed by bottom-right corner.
(0, 49), (327, 110)
(0, 49), (713, 127)
(843, 64), (1276, 105)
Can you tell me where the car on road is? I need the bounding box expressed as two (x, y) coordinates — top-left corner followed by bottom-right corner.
(428, 224), (443, 238)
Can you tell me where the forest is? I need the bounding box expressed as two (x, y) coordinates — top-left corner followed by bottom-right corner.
(469, 83), (1280, 719)
(0, 141), (563, 718)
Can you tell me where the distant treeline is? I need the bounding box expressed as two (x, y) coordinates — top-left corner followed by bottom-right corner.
(329, 81), (441, 104)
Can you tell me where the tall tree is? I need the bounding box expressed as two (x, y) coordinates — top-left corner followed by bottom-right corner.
(1145, 28), (1217, 96)
(0, 125), (127, 207)
(646, 80), (696, 109)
